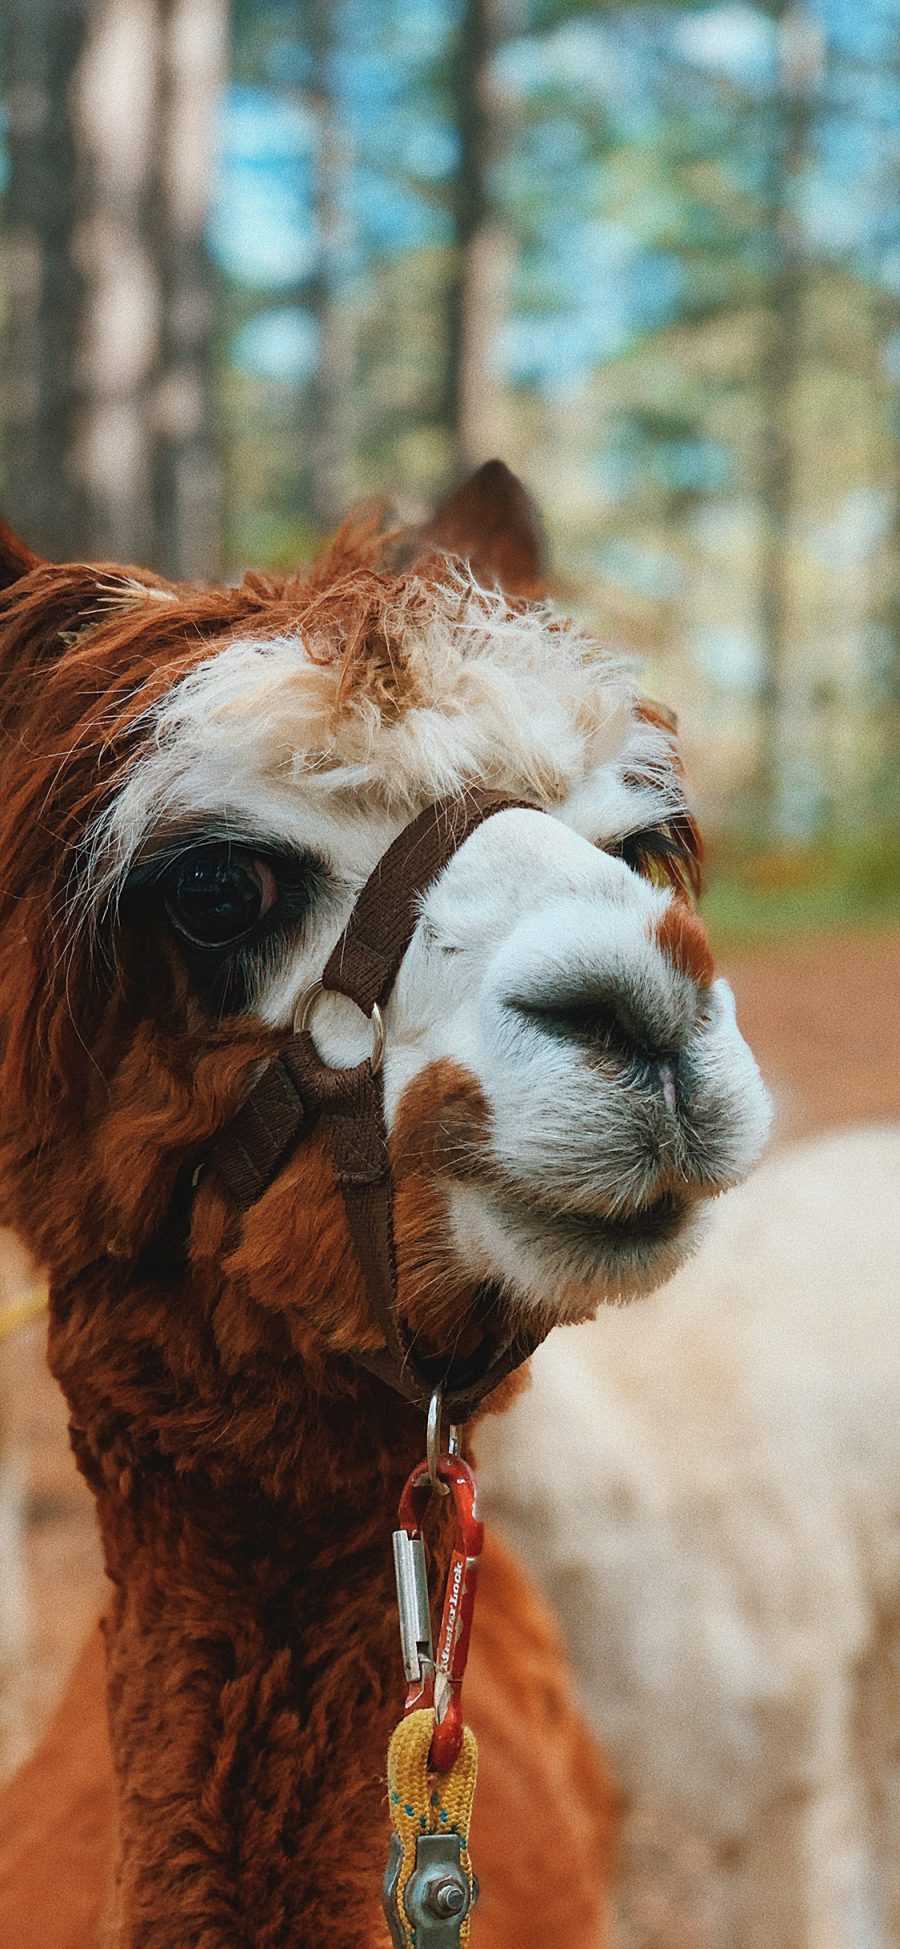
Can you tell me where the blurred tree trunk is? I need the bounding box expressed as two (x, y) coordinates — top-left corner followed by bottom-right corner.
(74, 0), (162, 566)
(3, 0), (90, 559)
(755, 4), (823, 839)
(442, 0), (496, 473)
(306, 0), (353, 532)
(152, 0), (227, 579)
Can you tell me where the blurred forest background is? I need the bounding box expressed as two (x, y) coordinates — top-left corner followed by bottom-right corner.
(1, 0), (898, 936)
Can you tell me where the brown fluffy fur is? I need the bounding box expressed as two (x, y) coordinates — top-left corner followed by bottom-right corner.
(654, 898), (715, 989)
(0, 1532), (611, 1949)
(0, 473), (615, 1944)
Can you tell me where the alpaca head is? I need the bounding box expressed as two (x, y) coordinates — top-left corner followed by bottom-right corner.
(0, 466), (768, 1469)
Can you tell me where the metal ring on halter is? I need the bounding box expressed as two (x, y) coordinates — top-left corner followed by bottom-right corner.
(293, 981), (385, 1075)
(426, 1387), (461, 1493)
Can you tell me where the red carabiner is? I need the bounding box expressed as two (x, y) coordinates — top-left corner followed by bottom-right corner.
(394, 1452), (484, 1772)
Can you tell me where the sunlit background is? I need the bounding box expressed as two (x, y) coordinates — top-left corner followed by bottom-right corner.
(2, 0), (898, 929)
(1, 15), (899, 1949)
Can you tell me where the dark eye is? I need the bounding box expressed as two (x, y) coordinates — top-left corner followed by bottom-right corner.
(164, 846), (278, 948)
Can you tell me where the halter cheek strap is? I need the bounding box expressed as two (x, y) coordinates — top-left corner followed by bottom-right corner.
(209, 791), (548, 1421)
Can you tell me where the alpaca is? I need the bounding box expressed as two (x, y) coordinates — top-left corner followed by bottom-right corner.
(478, 1122), (900, 1949)
(0, 462), (768, 1947)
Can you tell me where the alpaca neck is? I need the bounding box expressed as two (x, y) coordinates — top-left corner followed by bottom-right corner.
(88, 1395), (445, 1949)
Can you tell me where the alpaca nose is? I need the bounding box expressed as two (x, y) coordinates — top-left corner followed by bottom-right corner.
(511, 988), (682, 1097)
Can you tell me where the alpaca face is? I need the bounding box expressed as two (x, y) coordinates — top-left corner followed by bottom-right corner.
(384, 814), (768, 1322)
(77, 588), (766, 1338)
(0, 478), (768, 1396)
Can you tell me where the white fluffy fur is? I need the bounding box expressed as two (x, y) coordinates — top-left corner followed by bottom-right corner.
(82, 583), (678, 911)
(477, 1124), (900, 1949)
(79, 583), (769, 1315)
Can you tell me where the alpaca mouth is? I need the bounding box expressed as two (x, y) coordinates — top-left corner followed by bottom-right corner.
(520, 1188), (692, 1253)
(485, 1179), (702, 1299)
(447, 1178), (701, 1322)
(590, 1189), (690, 1242)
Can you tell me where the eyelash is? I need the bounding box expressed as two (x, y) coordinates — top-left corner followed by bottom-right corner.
(609, 817), (702, 896)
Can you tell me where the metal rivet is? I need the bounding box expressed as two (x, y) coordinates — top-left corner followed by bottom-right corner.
(428, 1877), (466, 1918)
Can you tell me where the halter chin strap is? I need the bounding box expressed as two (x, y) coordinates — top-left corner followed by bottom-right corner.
(209, 791), (549, 1421)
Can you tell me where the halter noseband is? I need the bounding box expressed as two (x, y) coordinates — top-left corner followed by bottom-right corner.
(209, 791), (548, 1422)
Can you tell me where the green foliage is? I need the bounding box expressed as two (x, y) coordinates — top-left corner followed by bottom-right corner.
(212, 0), (900, 862)
(702, 828), (900, 946)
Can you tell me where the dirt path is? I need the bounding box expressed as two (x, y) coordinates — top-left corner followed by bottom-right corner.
(2, 927), (898, 1783)
(721, 930), (900, 1145)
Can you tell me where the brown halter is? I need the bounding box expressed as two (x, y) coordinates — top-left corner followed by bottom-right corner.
(209, 792), (549, 1422)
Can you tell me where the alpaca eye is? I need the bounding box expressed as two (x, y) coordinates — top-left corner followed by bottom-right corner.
(164, 847), (278, 948)
(610, 817), (701, 899)
(618, 829), (664, 878)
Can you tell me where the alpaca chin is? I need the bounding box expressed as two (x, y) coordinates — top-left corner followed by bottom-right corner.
(443, 1180), (703, 1329)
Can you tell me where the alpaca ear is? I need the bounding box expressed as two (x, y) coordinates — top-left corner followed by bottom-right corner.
(0, 519), (42, 591)
(419, 459), (545, 595)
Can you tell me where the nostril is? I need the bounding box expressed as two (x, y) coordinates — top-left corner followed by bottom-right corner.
(510, 992), (675, 1071)
(512, 995), (631, 1059)
(561, 999), (627, 1047)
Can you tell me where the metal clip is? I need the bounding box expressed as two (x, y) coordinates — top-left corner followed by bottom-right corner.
(383, 1830), (476, 1948)
(391, 1451), (484, 1772)
(391, 1527), (434, 1712)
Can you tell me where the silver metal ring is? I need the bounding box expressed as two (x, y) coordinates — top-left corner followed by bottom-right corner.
(293, 981), (385, 1075)
(426, 1386), (449, 1493)
(426, 1388), (462, 1491)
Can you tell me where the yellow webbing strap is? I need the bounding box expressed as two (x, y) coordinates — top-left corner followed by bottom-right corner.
(386, 1709), (478, 1945)
(0, 1288), (48, 1347)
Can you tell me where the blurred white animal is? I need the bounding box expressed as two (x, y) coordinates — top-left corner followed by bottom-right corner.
(0, 1239), (44, 1785)
(0, 1239), (33, 1781)
(477, 1123), (900, 1949)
